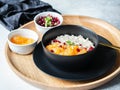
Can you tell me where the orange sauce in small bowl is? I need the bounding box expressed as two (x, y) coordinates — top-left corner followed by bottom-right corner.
(10, 36), (34, 45)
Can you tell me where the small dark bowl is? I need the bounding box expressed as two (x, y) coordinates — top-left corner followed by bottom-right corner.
(41, 25), (98, 72)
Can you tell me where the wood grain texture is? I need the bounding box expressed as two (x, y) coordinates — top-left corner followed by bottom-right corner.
(5, 15), (120, 90)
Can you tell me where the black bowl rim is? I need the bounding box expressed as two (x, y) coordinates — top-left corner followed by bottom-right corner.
(41, 25), (99, 57)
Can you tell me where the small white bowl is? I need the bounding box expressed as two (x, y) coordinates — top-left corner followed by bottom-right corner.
(34, 11), (63, 34)
(8, 29), (38, 55)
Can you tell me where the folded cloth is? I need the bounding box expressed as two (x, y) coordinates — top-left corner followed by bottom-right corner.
(0, 0), (60, 31)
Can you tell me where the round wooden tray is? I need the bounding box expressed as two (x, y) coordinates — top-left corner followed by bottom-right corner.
(5, 15), (120, 90)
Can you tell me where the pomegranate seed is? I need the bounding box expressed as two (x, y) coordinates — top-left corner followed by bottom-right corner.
(50, 50), (54, 53)
(77, 48), (81, 52)
(88, 47), (94, 51)
(79, 44), (82, 46)
(53, 39), (61, 43)
(59, 45), (62, 48)
(53, 39), (57, 42)
(57, 40), (61, 43)
(63, 42), (66, 45)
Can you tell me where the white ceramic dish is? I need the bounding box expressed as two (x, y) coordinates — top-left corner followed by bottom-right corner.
(8, 29), (38, 55)
(34, 11), (63, 34)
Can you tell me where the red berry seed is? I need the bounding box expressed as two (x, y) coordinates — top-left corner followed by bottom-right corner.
(63, 42), (66, 45)
(77, 48), (80, 52)
(59, 45), (62, 48)
(79, 44), (82, 46)
(50, 50), (54, 53)
(53, 39), (61, 43)
(88, 47), (94, 51)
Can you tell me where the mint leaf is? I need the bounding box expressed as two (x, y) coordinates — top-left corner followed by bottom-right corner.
(45, 16), (52, 21)
(45, 16), (52, 27)
(66, 40), (75, 45)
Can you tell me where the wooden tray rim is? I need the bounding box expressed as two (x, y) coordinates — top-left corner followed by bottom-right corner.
(5, 15), (120, 88)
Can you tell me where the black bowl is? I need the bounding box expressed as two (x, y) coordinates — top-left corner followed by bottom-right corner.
(41, 25), (98, 72)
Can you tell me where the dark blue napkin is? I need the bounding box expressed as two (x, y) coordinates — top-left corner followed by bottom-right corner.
(0, 0), (60, 31)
